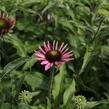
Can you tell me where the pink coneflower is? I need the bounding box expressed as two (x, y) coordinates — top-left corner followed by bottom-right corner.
(34, 41), (74, 71)
(0, 12), (15, 34)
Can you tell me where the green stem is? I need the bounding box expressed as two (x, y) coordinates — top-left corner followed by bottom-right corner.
(0, 35), (4, 68)
(79, 17), (105, 75)
(49, 68), (55, 108)
(92, 17), (105, 41)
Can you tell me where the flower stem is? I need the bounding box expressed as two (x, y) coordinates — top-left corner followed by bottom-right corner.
(0, 35), (4, 68)
(49, 68), (55, 108)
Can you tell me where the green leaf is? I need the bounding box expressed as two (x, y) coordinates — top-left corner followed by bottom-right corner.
(85, 100), (109, 109)
(23, 54), (36, 70)
(42, 2), (55, 14)
(98, 9), (109, 16)
(21, 0), (41, 6)
(1, 103), (11, 109)
(4, 34), (27, 57)
(101, 45), (109, 58)
(2, 57), (29, 78)
(25, 71), (49, 90)
(63, 79), (76, 106)
(84, 101), (100, 109)
(47, 98), (51, 109)
(53, 64), (67, 102)
(18, 103), (30, 109)
(58, 18), (73, 32)
(79, 46), (94, 75)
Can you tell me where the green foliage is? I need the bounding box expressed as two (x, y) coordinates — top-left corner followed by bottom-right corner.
(63, 79), (75, 106)
(0, 0), (109, 108)
(3, 57), (29, 78)
(25, 71), (49, 90)
(53, 64), (67, 102)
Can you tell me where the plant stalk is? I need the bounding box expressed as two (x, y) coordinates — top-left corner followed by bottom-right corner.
(92, 17), (105, 41)
(49, 68), (55, 108)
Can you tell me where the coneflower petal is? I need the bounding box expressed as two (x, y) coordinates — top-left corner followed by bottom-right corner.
(63, 53), (73, 57)
(0, 12), (15, 34)
(59, 42), (64, 51)
(35, 57), (45, 60)
(47, 41), (51, 50)
(41, 60), (49, 65)
(63, 51), (73, 56)
(51, 63), (53, 67)
(62, 48), (69, 54)
(44, 42), (49, 51)
(34, 51), (45, 58)
(60, 44), (68, 52)
(55, 41), (58, 50)
(45, 63), (51, 70)
(62, 57), (74, 61)
(52, 40), (56, 50)
(39, 45), (46, 54)
(55, 62), (64, 67)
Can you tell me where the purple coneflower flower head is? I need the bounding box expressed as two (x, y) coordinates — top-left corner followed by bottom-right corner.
(0, 12), (15, 34)
(34, 41), (74, 71)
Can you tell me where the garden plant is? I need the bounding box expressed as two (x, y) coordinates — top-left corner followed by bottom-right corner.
(0, 0), (109, 109)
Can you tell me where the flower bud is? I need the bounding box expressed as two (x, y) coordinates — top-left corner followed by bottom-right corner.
(72, 95), (87, 109)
